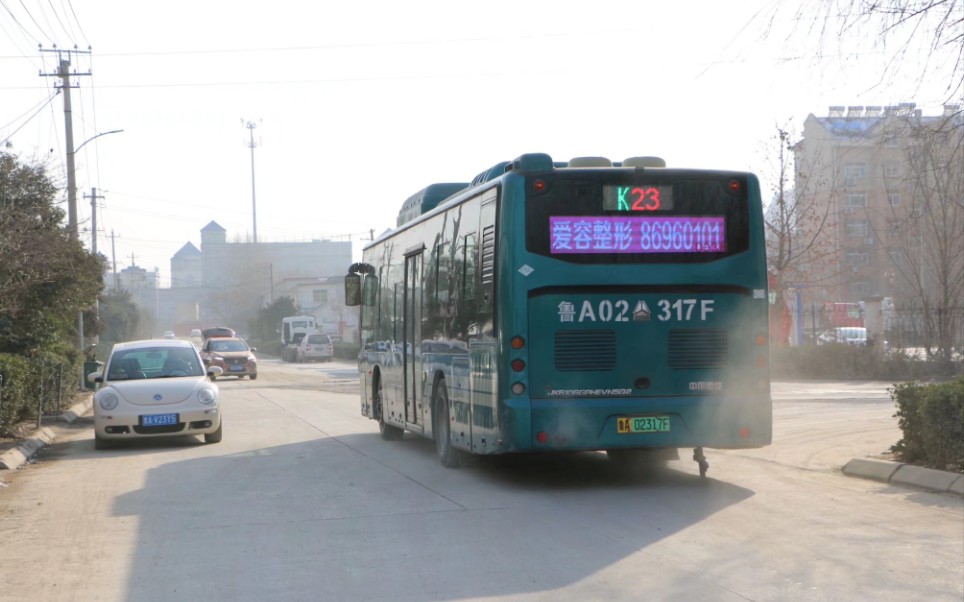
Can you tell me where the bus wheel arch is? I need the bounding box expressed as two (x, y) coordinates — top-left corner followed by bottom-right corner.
(373, 368), (402, 440)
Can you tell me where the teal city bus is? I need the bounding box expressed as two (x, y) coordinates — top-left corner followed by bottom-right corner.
(345, 153), (771, 475)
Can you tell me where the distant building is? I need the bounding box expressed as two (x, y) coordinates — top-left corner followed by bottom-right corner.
(792, 103), (963, 305)
(787, 102), (963, 349)
(112, 221), (353, 336)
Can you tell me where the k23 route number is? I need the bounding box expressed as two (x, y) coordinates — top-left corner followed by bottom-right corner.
(558, 298), (716, 323)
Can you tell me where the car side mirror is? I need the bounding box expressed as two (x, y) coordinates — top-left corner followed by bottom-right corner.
(250, 347), (257, 352)
(208, 366), (224, 377)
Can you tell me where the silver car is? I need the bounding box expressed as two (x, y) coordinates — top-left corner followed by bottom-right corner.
(296, 333), (334, 362)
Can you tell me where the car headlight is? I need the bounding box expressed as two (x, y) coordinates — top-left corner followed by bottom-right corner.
(99, 392), (119, 411)
(197, 388), (217, 405)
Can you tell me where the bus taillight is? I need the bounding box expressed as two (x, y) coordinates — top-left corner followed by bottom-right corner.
(511, 359), (525, 372)
(729, 179), (742, 193)
(536, 431), (549, 444)
(511, 336), (525, 349)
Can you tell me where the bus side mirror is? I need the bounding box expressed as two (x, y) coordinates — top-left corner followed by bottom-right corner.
(345, 274), (362, 307)
(363, 275), (378, 306)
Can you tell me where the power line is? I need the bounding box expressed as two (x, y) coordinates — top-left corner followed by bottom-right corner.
(0, 89), (59, 134)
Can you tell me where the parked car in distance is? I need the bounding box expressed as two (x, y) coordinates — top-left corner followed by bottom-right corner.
(296, 332), (334, 362)
(200, 336), (257, 379)
(817, 327), (868, 345)
(162, 330), (176, 339)
(88, 339), (223, 449)
(201, 326), (235, 341)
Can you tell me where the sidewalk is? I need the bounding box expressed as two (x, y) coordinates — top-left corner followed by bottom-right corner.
(0, 395), (92, 471)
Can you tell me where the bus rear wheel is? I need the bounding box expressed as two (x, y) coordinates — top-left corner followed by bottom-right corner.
(374, 374), (402, 440)
(434, 380), (460, 468)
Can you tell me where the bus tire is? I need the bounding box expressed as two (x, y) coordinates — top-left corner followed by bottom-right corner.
(434, 380), (460, 468)
(374, 373), (402, 441)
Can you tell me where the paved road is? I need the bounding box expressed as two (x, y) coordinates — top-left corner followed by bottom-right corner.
(0, 364), (961, 601)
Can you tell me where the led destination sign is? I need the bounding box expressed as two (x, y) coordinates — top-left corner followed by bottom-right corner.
(602, 185), (674, 212)
(549, 216), (726, 254)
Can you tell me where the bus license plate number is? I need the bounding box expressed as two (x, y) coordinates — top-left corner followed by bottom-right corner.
(617, 416), (670, 434)
(142, 413), (178, 427)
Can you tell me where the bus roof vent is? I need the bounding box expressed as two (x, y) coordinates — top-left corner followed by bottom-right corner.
(397, 183), (468, 226)
(566, 156), (612, 168)
(470, 161), (512, 186)
(508, 153), (554, 174)
(622, 156), (666, 168)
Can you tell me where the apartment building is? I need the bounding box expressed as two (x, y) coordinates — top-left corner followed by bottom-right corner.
(792, 102), (963, 308)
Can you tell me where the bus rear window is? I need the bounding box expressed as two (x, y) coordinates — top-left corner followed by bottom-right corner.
(526, 174), (750, 263)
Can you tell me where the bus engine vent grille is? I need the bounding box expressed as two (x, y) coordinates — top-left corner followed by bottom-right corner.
(668, 329), (728, 369)
(554, 329), (616, 371)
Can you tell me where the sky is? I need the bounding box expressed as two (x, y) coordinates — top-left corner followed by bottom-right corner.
(2, 1), (959, 287)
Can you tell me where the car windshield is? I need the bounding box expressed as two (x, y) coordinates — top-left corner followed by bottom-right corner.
(106, 347), (204, 380)
(210, 340), (249, 352)
(307, 335), (328, 344)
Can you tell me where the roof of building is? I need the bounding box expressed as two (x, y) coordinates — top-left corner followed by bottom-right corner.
(173, 242), (201, 257)
(201, 220), (226, 233)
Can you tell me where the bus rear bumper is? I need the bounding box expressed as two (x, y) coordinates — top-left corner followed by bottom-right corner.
(506, 395), (772, 452)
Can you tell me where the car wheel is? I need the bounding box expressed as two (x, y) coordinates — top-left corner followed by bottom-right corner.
(434, 379), (460, 468)
(205, 422), (223, 444)
(249, 373), (257, 381)
(94, 433), (113, 450)
(374, 374), (402, 440)
(210, 375), (217, 382)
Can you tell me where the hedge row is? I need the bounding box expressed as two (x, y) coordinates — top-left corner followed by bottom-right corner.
(0, 347), (81, 436)
(890, 378), (964, 473)
(771, 344), (962, 380)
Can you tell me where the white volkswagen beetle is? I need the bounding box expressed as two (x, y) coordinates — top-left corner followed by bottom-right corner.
(89, 339), (224, 450)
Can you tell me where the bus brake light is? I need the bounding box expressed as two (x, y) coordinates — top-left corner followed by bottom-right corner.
(511, 359), (525, 372)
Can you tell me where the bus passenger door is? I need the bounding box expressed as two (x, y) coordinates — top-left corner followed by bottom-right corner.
(403, 251), (422, 430)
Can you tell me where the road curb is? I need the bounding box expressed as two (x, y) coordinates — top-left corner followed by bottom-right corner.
(843, 457), (964, 496)
(0, 397), (91, 471)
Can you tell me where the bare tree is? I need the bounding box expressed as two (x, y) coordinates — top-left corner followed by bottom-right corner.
(875, 111), (964, 360)
(765, 126), (842, 341)
(772, 0), (964, 101)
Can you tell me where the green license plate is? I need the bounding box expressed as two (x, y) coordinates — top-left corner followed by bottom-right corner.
(617, 415), (670, 434)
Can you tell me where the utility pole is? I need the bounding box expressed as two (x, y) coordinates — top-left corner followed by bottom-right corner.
(42, 46), (91, 389)
(84, 187), (105, 344)
(111, 230), (119, 291)
(242, 119), (260, 243)
(84, 187), (105, 254)
(40, 46), (91, 240)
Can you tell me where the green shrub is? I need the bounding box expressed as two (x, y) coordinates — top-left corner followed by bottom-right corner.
(891, 378), (964, 472)
(0, 349), (81, 436)
(770, 344), (960, 380)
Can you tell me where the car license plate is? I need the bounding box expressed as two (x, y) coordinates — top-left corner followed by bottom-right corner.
(229, 365), (244, 371)
(617, 415), (670, 434)
(141, 413), (178, 427)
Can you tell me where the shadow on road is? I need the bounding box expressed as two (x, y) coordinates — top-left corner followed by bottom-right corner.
(105, 430), (754, 601)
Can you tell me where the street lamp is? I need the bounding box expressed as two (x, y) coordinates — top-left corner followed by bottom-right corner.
(70, 129), (123, 389)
